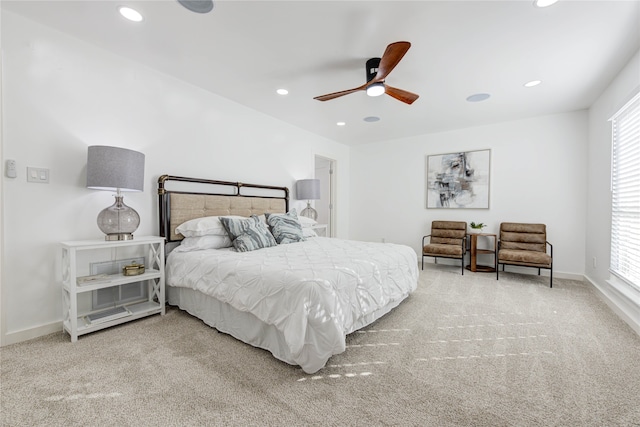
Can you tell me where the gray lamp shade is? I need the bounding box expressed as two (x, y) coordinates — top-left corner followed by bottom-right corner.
(296, 179), (320, 200)
(87, 146), (145, 192)
(86, 146), (145, 241)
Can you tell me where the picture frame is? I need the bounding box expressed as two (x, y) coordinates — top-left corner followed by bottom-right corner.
(426, 149), (491, 209)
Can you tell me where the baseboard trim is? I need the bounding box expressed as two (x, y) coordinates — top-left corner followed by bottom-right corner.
(1, 321), (61, 346)
(422, 258), (582, 281)
(586, 274), (640, 336)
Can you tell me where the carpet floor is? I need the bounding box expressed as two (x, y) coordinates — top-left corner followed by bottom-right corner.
(2, 265), (640, 426)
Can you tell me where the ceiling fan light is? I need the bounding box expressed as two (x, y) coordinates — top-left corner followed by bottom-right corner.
(366, 82), (385, 97)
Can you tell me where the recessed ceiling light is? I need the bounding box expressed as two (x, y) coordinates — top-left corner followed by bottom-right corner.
(336, 122), (346, 126)
(466, 93), (491, 103)
(533, 0), (559, 7)
(524, 80), (542, 87)
(118, 6), (143, 22)
(276, 89), (288, 95)
(363, 116), (380, 122)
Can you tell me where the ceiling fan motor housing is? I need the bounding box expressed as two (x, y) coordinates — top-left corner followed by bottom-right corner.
(366, 58), (381, 82)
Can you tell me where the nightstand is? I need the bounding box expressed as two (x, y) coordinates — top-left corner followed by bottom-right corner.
(311, 224), (328, 237)
(60, 236), (165, 342)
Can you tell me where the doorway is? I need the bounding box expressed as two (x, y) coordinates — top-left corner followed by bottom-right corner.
(314, 155), (336, 237)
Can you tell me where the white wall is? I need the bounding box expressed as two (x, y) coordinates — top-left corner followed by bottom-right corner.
(586, 49), (640, 334)
(350, 111), (588, 278)
(0, 12), (350, 344)
(0, 4), (5, 346)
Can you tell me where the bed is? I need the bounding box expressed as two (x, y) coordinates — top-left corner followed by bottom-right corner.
(159, 175), (418, 373)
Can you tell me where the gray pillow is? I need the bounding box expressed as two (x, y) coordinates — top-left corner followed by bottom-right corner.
(219, 215), (252, 240)
(220, 215), (277, 252)
(265, 210), (306, 244)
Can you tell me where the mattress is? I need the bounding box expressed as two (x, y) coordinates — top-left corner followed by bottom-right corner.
(166, 237), (418, 373)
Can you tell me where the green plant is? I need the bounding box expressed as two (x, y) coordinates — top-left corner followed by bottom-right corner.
(470, 222), (486, 230)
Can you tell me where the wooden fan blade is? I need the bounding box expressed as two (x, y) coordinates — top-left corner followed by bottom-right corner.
(313, 83), (367, 101)
(371, 41), (411, 83)
(385, 85), (419, 105)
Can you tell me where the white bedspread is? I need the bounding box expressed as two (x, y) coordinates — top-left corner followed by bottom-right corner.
(166, 237), (418, 373)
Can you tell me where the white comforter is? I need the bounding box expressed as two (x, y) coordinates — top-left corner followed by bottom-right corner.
(166, 237), (418, 373)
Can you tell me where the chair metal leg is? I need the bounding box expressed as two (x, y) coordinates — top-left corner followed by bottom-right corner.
(550, 265), (553, 288)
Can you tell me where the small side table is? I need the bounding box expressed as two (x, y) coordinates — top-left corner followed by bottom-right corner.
(311, 224), (328, 237)
(466, 233), (497, 272)
(60, 236), (165, 342)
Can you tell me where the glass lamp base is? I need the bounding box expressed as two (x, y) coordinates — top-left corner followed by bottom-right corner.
(97, 194), (140, 241)
(105, 233), (135, 241)
(300, 202), (318, 221)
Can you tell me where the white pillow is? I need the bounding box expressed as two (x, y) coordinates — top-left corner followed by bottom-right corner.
(297, 216), (317, 228)
(302, 228), (318, 238)
(179, 235), (233, 251)
(175, 216), (243, 237)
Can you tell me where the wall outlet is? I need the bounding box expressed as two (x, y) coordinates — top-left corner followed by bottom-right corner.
(592, 257), (597, 268)
(381, 238), (386, 243)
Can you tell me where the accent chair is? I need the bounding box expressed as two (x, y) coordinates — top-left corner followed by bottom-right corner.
(497, 222), (553, 287)
(422, 221), (467, 274)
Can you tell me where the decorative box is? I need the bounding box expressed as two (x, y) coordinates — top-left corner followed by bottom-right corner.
(123, 263), (145, 276)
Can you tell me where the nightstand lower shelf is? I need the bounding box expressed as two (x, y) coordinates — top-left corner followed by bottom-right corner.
(63, 301), (163, 338)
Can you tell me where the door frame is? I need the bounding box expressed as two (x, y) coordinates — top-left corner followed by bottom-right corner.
(314, 155), (337, 237)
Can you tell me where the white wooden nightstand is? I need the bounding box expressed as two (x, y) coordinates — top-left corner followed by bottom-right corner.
(60, 236), (165, 342)
(311, 224), (328, 237)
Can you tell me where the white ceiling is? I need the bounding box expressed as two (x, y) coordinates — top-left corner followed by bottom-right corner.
(3, 0), (640, 145)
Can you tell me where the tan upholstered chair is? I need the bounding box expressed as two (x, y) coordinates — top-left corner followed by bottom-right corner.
(422, 221), (467, 274)
(497, 222), (553, 287)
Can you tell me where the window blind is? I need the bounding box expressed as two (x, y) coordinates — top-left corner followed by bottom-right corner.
(610, 91), (640, 290)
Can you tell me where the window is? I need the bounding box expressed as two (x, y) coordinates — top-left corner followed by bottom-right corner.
(610, 91), (640, 290)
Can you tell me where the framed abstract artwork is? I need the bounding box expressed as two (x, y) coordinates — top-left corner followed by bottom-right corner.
(426, 149), (491, 209)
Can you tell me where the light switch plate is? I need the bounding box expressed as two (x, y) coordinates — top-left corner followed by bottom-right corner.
(27, 167), (49, 183)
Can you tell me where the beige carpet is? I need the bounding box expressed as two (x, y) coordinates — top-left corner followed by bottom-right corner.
(2, 266), (640, 426)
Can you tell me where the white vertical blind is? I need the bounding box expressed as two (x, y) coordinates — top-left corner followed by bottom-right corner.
(610, 91), (640, 290)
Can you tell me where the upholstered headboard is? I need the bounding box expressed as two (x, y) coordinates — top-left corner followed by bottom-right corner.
(158, 175), (289, 242)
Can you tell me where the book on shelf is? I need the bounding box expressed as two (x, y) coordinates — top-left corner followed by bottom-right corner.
(86, 306), (130, 324)
(77, 274), (110, 285)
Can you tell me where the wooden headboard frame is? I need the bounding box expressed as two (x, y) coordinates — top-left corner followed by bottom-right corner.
(158, 175), (289, 243)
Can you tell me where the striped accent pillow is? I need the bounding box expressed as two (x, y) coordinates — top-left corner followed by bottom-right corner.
(220, 215), (277, 252)
(265, 210), (306, 245)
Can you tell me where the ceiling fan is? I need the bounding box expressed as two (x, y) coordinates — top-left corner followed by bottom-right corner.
(313, 41), (419, 105)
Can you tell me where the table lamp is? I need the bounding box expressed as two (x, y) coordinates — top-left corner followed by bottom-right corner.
(296, 179), (321, 220)
(86, 146), (145, 240)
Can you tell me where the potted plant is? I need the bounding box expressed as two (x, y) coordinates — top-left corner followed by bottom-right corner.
(470, 222), (486, 233)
